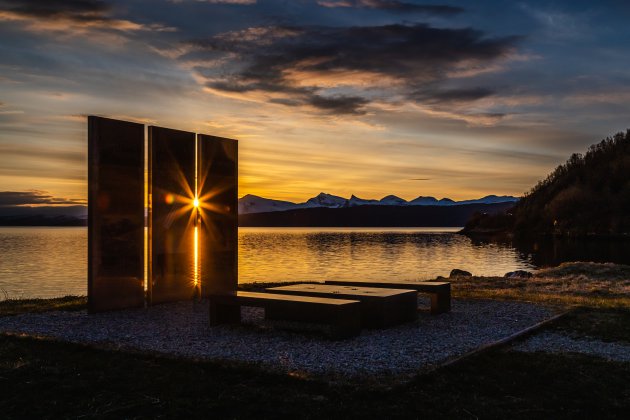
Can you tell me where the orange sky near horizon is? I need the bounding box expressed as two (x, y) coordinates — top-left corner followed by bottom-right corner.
(1, 1), (629, 206)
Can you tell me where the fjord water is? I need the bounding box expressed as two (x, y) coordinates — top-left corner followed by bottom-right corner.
(0, 226), (529, 299)
(2, 226), (629, 299)
(238, 227), (534, 283)
(0, 227), (87, 299)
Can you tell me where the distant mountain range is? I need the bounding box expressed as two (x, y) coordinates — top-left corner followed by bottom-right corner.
(0, 205), (87, 226)
(0, 193), (519, 227)
(239, 192), (519, 214)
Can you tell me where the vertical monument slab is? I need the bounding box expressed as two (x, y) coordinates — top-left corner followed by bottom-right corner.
(197, 134), (238, 296)
(148, 126), (197, 304)
(88, 116), (145, 313)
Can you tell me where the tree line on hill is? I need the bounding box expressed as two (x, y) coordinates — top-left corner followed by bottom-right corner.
(463, 130), (630, 237)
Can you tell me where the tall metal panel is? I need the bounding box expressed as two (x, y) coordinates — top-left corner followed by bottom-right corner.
(148, 126), (197, 304)
(197, 134), (238, 296)
(88, 116), (145, 313)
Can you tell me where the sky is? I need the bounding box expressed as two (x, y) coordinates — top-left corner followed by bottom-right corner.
(1, 0), (630, 208)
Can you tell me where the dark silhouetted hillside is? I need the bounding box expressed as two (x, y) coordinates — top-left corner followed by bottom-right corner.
(239, 202), (513, 227)
(0, 215), (86, 226)
(0, 205), (87, 226)
(463, 130), (630, 236)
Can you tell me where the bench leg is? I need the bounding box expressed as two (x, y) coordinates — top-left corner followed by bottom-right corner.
(264, 302), (312, 322)
(209, 302), (241, 325)
(429, 289), (451, 314)
(330, 306), (361, 339)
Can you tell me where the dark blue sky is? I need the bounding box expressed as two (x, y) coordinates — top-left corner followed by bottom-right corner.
(1, 0), (629, 204)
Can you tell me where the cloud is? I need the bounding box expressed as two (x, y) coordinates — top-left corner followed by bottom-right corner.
(412, 87), (495, 104)
(306, 94), (370, 115)
(0, 143), (84, 165)
(317, 1), (463, 15)
(0, 0), (174, 33)
(171, 0), (256, 4)
(0, 190), (86, 206)
(195, 0), (256, 3)
(184, 23), (519, 115)
(0, 0), (108, 18)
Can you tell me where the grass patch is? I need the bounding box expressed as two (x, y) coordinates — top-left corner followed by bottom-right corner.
(0, 296), (86, 317)
(448, 275), (630, 309)
(0, 333), (628, 419)
(547, 307), (630, 344)
(454, 288), (630, 309)
(536, 261), (630, 281)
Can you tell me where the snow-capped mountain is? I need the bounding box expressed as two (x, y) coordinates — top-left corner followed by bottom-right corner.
(238, 193), (518, 214)
(304, 192), (347, 208)
(238, 194), (302, 214)
(456, 195), (520, 205)
(437, 198), (456, 205)
(408, 196), (439, 205)
(348, 195), (380, 206)
(379, 195), (407, 206)
(411, 197), (456, 206)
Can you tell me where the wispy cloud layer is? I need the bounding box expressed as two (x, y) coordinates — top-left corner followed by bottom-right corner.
(0, 190), (85, 206)
(0, 0), (173, 32)
(317, 1), (463, 15)
(185, 23), (518, 114)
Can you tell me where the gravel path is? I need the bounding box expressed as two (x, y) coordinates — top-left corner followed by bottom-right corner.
(0, 298), (554, 379)
(513, 332), (630, 362)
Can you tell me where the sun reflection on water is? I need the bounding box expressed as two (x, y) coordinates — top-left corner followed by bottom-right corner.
(193, 224), (199, 285)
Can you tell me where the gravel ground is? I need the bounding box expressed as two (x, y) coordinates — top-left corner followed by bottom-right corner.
(513, 332), (630, 362)
(0, 298), (555, 379)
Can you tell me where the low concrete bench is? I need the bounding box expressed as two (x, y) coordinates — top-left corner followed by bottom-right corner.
(209, 291), (361, 339)
(324, 280), (451, 314)
(267, 284), (417, 328)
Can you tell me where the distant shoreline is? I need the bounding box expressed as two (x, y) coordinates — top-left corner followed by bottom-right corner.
(0, 218), (86, 227)
(0, 202), (513, 227)
(239, 202), (513, 227)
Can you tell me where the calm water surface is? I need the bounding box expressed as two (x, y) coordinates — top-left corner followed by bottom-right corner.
(0, 226), (540, 299)
(0, 227), (87, 299)
(239, 227), (534, 283)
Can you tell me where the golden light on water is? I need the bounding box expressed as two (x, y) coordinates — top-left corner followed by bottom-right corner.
(193, 197), (199, 208)
(193, 225), (199, 287)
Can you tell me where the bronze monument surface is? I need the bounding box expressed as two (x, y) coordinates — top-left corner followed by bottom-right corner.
(88, 116), (145, 313)
(197, 134), (238, 297)
(148, 126), (197, 304)
(88, 117), (239, 311)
